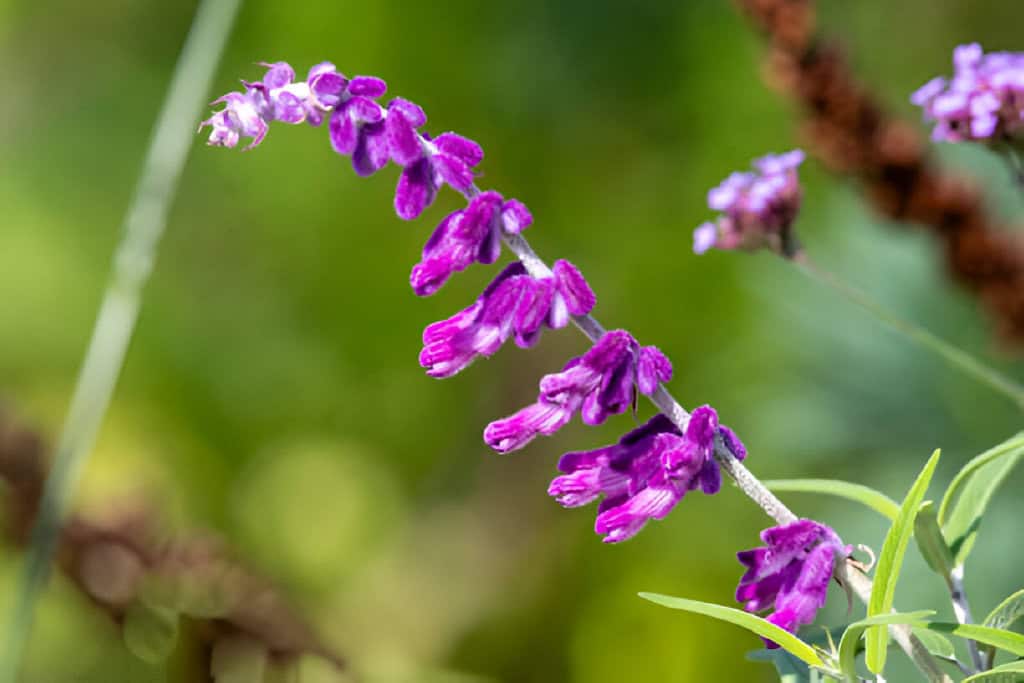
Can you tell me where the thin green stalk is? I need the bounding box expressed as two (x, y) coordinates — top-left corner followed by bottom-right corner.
(0, 0), (242, 679)
(795, 257), (1024, 410)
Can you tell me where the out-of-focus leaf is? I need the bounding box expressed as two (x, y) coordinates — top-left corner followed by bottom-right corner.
(837, 611), (934, 682)
(746, 647), (811, 683)
(762, 479), (899, 520)
(911, 627), (956, 659)
(923, 623), (1024, 658)
(866, 449), (941, 675)
(638, 593), (824, 668)
(981, 589), (1024, 665)
(122, 601), (179, 664)
(961, 659), (1024, 682)
(938, 433), (1024, 565)
(914, 501), (955, 581)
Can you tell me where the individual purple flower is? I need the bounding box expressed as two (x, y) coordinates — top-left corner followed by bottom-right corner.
(201, 61), (347, 150)
(410, 191), (537, 296)
(420, 260), (596, 377)
(911, 43), (1024, 143)
(693, 150), (805, 258)
(735, 519), (850, 647)
(394, 133), (485, 220)
(328, 76), (391, 177)
(484, 330), (671, 453)
(549, 406), (746, 543)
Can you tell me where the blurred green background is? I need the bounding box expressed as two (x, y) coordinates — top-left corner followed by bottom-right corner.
(2, 0), (1024, 680)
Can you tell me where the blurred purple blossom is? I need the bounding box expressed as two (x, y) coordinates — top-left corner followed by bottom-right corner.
(911, 43), (1024, 143)
(693, 150), (805, 258)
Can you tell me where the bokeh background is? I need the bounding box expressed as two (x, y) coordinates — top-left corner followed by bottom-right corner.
(2, 0), (1024, 681)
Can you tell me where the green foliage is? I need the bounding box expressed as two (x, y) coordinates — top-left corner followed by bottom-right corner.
(836, 612), (934, 682)
(866, 449), (941, 675)
(939, 433), (1024, 565)
(637, 593), (825, 669)
(762, 479), (899, 520)
(911, 627), (956, 660)
(913, 501), (955, 582)
(922, 623), (1024, 658)
(981, 589), (1024, 663)
(960, 660), (1024, 682)
(122, 602), (179, 664)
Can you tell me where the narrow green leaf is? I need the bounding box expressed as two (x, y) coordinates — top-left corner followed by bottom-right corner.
(961, 659), (1024, 682)
(123, 602), (179, 664)
(866, 449), (942, 675)
(941, 438), (1024, 565)
(923, 622), (1024, 658)
(981, 589), (1024, 665)
(837, 611), (935, 682)
(638, 593), (824, 668)
(762, 479), (900, 520)
(914, 501), (955, 581)
(938, 432), (1024, 526)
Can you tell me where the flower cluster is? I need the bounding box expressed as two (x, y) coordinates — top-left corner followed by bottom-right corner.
(202, 62), (744, 545)
(549, 408), (746, 543)
(911, 43), (1024, 143)
(692, 150), (805, 258)
(484, 330), (674, 454)
(420, 260), (595, 378)
(735, 519), (850, 644)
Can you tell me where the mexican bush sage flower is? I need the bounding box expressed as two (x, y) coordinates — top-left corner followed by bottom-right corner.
(410, 191), (534, 296)
(735, 519), (850, 645)
(549, 406), (746, 543)
(419, 260), (595, 377)
(911, 43), (1024, 143)
(692, 150), (805, 258)
(484, 330), (672, 453)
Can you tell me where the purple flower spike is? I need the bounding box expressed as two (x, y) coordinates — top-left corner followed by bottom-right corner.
(386, 98), (427, 166)
(547, 405), (742, 543)
(912, 43), (1024, 143)
(735, 519), (850, 647)
(694, 150), (805, 257)
(486, 330), (673, 453)
(392, 133), (486, 221)
(329, 88), (390, 177)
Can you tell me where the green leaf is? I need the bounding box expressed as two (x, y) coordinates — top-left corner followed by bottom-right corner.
(961, 659), (1024, 682)
(837, 611), (935, 682)
(866, 449), (942, 675)
(911, 627), (955, 659)
(923, 622), (1024, 658)
(981, 589), (1024, 665)
(762, 479), (900, 520)
(938, 433), (1024, 565)
(123, 601), (179, 664)
(746, 648), (812, 683)
(914, 501), (955, 581)
(638, 593), (824, 668)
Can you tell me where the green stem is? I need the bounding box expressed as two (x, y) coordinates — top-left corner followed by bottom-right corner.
(795, 257), (1024, 411)
(0, 0), (242, 679)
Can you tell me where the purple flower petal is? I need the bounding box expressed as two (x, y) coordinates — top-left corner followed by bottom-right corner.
(552, 259), (596, 316)
(348, 75), (387, 97)
(500, 199), (533, 234)
(433, 132), (484, 166)
(329, 109), (358, 156)
(394, 158), (438, 220)
(352, 121), (389, 177)
(636, 346), (672, 395)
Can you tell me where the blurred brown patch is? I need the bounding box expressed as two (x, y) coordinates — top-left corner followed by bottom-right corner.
(737, 0), (1024, 344)
(0, 407), (344, 678)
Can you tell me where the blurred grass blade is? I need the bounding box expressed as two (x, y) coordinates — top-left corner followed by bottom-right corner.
(762, 479), (899, 520)
(837, 611), (935, 682)
(866, 449), (941, 675)
(961, 660), (1024, 682)
(638, 593), (825, 668)
(938, 433), (1024, 565)
(0, 0), (243, 679)
(980, 589), (1024, 664)
(923, 622), (1024, 658)
(914, 501), (955, 581)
